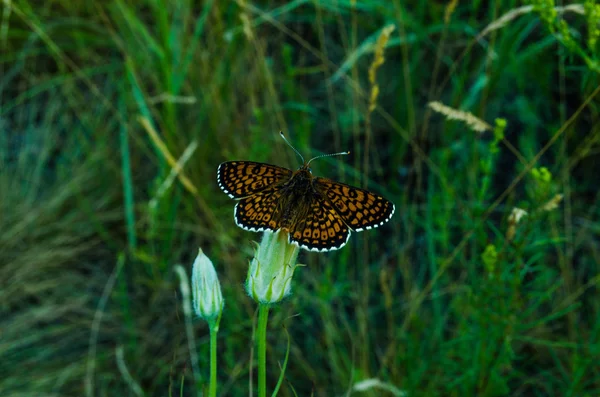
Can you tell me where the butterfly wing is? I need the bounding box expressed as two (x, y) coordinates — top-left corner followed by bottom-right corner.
(217, 161), (292, 199)
(289, 194), (350, 252)
(234, 186), (283, 232)
(314, 178), (395, 232)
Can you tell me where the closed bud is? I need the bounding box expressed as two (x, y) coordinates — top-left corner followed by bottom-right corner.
(246, 230), (300, 304)
(191, 248), (224, 321)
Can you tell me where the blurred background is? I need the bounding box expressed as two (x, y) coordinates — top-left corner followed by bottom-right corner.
(1, 1), (599, 396)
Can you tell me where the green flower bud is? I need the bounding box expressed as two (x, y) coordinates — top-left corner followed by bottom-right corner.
(246, 230), (300, 304)
(482, 244), (498, 274)
(493, 118), (506, 141)
(539, 167), (552, 183)
(191, 248), (224, 321)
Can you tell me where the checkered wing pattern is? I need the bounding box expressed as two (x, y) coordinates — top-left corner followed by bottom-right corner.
(315, 178), (395, 232)
(234, 187), (282, 232)
(289, 195), (350, 252)
(218, 161), (292, 199)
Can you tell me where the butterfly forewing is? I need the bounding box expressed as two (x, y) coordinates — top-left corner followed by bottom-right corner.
(218, 161), (292, 199)
(315, 179), (395, 232)
(234, 187), (282, 232)
(289, 195), (350, 252)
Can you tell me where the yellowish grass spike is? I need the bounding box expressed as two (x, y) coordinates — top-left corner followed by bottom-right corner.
(427, 101), (492, 133)
(367, 25), (395, 114)
(541, 194), (564, 212)
(368, 24), (395, 85)
(477, 4), (585, 41)
(444, 0), (459, 23)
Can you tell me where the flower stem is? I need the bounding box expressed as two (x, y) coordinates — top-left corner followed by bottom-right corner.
(257, 303), (270, 397)
(209, 323), (218, 397)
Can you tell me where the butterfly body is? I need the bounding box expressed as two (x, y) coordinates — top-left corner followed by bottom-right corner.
(218, 160), (394, 252)
(275, 166), (316, 228)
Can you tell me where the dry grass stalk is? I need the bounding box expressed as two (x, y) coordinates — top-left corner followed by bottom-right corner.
(428, 101), (492, 133)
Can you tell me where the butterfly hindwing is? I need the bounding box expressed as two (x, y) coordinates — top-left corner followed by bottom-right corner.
(234, 187), (282, 232)
(315, 178), (395, 232)
(218, 161), (292, 199)
(289, 194), (350, 252)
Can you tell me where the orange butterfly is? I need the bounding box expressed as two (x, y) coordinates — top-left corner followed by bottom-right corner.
(218, 133), (394, 252)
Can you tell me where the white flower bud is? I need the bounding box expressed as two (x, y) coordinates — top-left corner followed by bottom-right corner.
(508, 207), (528, 224)
(191, 248), (224, 320)
(246, 230), (300, 304)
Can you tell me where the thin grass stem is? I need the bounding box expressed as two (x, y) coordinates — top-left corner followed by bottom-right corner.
(257, 304), (270, 397)
(209, 325), (218, 397)
(119, 98), (137, 252)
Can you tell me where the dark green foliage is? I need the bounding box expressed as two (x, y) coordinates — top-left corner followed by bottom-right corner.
(1, 0), (599, 396)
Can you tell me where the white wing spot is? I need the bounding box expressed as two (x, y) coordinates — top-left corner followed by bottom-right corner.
(217, 163), (236, 197)
(293, 230), (350, 252)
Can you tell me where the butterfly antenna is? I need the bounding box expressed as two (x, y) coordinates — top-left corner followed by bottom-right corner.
(279, 131), (305, 164)
(306, 151), (350, 166)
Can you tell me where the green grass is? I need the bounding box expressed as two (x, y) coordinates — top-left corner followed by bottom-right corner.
(2, 0), (600, 396)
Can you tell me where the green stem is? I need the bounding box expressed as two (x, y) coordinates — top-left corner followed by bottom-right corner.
(209, 324), (218, 397)
(257, 304), (270, 397)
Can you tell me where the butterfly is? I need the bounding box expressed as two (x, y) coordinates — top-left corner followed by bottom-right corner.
(217, 134), (395, 252)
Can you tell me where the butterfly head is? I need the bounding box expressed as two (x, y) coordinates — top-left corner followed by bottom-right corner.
(291, 163), (314, 181)
(298, 162), (312, 173)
